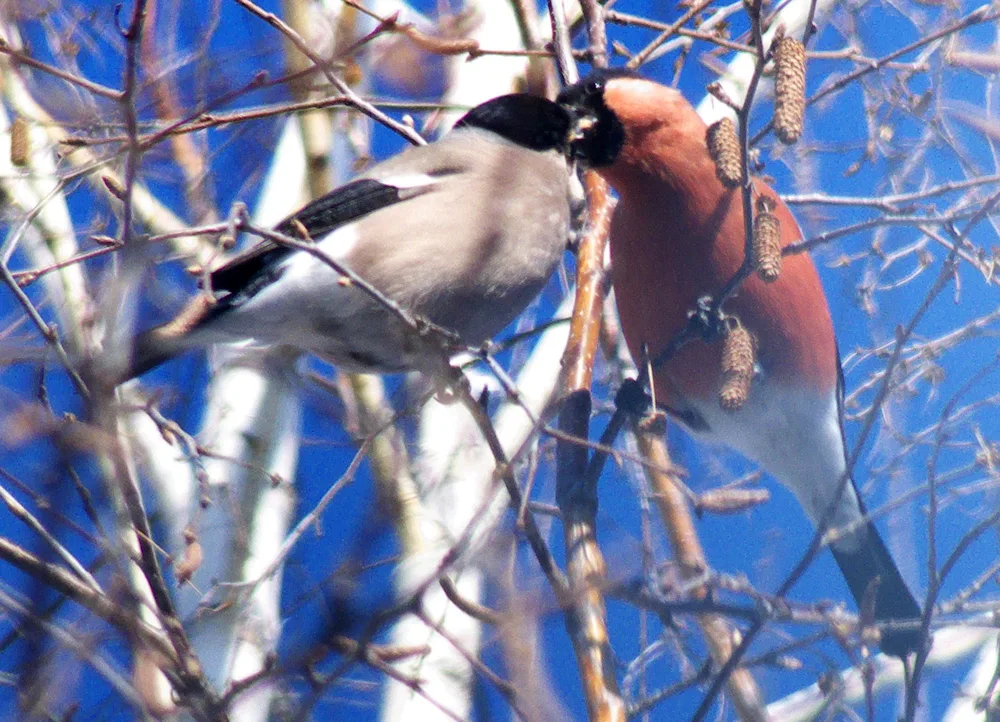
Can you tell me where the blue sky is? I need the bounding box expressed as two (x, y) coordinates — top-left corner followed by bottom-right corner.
(2, 1), (1000, 720)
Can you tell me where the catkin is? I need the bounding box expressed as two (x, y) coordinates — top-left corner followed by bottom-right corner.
(719, 376), (751, 411)
(697, 487), (770, 515)
(10, 116), (28, 167)
(752, 196), (782, 283)
(773, 33), (806, 144)
(719, 322), (755, 411)
(706, 118), (742, 188)
(721, 322), (755, 378)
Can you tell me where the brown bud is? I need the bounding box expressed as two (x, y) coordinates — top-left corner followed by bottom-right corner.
(10, 116), (29, 167)
(402, 26), (479, 56)
(174, 539), (202, 586)
(706, 118), (742, 188)
(290, 217), (311, 240)
(342, 59), (364, 87)
(719, 323), (755, 411)
(773, 33), (806, 144)
(752, 196), (782, 283)
(696, 487), (770, 514)
(102, 174), (127, 201)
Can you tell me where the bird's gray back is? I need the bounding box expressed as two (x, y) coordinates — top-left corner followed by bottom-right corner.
(350, 129), (573, 339)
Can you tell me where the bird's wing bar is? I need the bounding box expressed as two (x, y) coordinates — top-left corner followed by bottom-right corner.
(211, 177), (433, 295)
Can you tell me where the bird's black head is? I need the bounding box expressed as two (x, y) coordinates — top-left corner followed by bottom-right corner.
(455, 94), (574, 153)
(557, 69), (636, 167)
(454, 90), (620, 168)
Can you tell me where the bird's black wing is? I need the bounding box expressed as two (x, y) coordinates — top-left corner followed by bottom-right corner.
(211, 178), (410, 295)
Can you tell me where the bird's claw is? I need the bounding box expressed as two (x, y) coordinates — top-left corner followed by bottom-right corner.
(614, 378), (652, 417)
(687, 295), (728, 342)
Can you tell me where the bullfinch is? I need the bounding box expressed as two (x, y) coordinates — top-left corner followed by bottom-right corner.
(118, 94), (606, 381)
(558, 71), (922, 657)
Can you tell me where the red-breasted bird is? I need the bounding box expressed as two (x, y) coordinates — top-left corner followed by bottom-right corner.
(558, 70), (922, 657)
(114, 94), (606, 382)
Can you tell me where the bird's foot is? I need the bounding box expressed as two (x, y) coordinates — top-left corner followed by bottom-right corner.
(687, 295), (729, 343)
(429, 361), (471, 405)
(615, 378), (652, 417)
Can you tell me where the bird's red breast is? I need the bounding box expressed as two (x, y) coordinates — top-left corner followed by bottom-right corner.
(599, 78), (839, 405)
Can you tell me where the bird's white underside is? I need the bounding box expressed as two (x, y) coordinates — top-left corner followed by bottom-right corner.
(683, 378), (866, 552)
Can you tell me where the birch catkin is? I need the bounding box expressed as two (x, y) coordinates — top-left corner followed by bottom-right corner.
(706, 118), (742, 188)
(752, 196), (782, 283)
(697, 487), (770, 515)
(773, 32), (806, 144)
(719, 322), (756, 410)
(10, 116), (28, 167)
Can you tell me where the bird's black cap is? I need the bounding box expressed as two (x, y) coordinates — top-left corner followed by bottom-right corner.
(455, 88), (627, 168)
(557, 69), (638, 167)
(556, 68), (641, 107)
(455, 94), (573, 153)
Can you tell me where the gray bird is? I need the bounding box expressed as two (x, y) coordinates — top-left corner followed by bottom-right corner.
(120, 94), (606, 381)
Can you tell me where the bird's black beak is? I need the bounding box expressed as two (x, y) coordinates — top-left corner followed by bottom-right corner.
(566, 109), (600, 163)
(558, 72), (628, 167)
(564, 106), (622, 168)
(569, 114), (597, 141)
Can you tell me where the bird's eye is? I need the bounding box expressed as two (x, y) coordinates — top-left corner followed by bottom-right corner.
(587, 79), (602, 94)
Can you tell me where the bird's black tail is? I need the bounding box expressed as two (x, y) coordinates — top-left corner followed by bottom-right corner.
(86, 295), (216, 387)
(830, 519), (923, 658)
(80, 325), (188, 391)
(124, 325), (190, 380)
